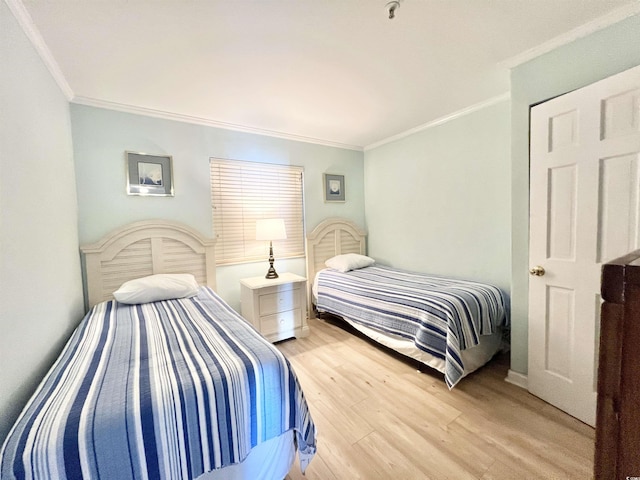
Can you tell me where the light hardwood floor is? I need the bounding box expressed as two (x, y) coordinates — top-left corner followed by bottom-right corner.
(279, 316), (595, 480)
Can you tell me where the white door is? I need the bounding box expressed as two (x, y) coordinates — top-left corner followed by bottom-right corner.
(528, 65), (640, 427)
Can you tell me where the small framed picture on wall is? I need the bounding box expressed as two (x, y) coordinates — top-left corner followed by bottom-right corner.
(323, 173), (345, 202)
(126, 151), (174, 196)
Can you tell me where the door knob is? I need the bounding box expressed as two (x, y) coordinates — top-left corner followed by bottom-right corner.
(529, 265), (545, 276)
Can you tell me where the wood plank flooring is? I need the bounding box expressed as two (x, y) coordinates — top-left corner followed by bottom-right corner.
(279, 316), (595, 480)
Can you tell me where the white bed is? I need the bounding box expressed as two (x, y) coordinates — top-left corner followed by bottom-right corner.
(1, 220), (313, 480)
(305, 217), (507, 386)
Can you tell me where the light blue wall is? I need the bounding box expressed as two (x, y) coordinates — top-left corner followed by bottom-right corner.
(0, 2), (85, 443)
(364, 100), (511, 295)
(510, 13), (640, 375)
(71, 105), (365, 310)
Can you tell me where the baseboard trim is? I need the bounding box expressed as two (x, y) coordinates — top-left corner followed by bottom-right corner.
(505, 369), (528, 389)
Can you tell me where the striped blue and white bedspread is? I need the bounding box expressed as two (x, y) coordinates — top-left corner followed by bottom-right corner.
(316, 265), (507, 388)
(0, 287), (316, 480)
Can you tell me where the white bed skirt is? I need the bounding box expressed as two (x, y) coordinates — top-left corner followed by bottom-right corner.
(339, 316), (503, 380)
(196, 430), (296, 480)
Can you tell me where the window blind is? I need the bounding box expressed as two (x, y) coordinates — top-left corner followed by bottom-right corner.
(210, 158), (305, 265)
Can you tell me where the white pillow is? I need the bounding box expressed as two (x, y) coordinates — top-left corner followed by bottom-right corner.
(325, 253), (375, 273)
(113, 274), (200, 304)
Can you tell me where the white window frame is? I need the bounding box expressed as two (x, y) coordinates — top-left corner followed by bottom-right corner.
(210, 158), (305, 265)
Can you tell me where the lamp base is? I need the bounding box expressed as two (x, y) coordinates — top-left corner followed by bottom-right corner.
(265, 267), (279, 279)
(265, 241), (279, 279)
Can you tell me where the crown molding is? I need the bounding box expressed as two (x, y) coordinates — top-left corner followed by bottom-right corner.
(6, 0), (362, 152)
(364, 92), (510, 151)
(71, 96), (363, 151)
(501, 2), (640, 69)
(5, 0), (74, 100)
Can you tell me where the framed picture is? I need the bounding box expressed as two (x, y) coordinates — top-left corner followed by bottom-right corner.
(323, 173), (345, 202)
(126, 151), (174, 196)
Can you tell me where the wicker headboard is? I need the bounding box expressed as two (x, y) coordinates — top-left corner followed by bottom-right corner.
(305, 217), (367, 318)
(80, 220), (216, 308)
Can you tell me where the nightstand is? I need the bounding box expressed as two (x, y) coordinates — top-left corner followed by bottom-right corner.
(240, 272), (309, 342)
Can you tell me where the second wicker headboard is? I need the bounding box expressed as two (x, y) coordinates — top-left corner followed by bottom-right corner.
(305, 217), (367, 318)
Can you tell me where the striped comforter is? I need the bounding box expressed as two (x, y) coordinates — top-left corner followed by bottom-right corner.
(316, 266), (507, 388)
(0, 287), (316, 480)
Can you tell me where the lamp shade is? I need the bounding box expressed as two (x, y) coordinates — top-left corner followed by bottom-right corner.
(256, 219), (287, 241)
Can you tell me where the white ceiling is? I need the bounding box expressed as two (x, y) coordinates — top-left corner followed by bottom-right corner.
(17, 0), (640, 149)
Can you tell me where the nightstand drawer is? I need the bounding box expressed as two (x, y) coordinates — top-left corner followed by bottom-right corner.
(259, 288), (301, 316)
(260, 309), (302, 336)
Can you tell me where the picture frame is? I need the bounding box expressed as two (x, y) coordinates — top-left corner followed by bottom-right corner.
(323, 173), (345, 202)
(126, 151), (174, 196)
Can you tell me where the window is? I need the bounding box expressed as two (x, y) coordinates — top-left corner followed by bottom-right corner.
(210, 158), (305, 265)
